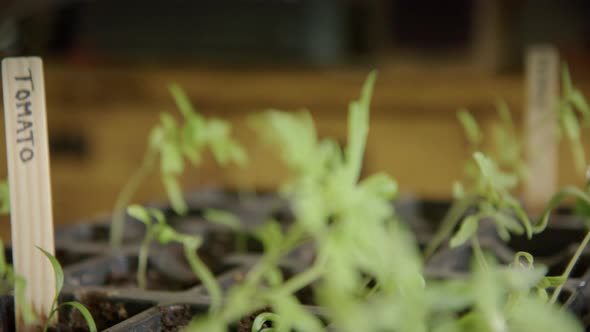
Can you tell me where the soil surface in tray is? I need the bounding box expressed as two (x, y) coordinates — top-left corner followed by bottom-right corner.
(105, 234), (244, 291)
(46, 293), (133, 331)
(106, 267), (194, 291)
(159, 305), (195, 332)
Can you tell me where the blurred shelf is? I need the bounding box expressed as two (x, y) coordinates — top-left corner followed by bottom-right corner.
(1, 62), (590, 239)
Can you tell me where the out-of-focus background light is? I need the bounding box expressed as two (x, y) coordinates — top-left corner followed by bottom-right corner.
(1, 0), (590, 234)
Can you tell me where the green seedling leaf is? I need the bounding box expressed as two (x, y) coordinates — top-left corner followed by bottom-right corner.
(155, 225), (179, 244)
(534, 186), (590, 233)
(204, 209), (241, 230)
(449, 216), (478, 248)
(571, 89), (590, 118)
(271, 294), (324, 332)
(491, 211), (524, 239)
(346, 70), (376, 183)
(562, 104), (581, 141)
(0, 239), (5, 277)
(0, 181), (9, 215)
(499, 265), (547, 291)
(512, 252), (534, 269)
(127, 204), (152, 225)
(58, 302), (97, 332)
(537, 276), (567, 289)
(496, 99), (514, 129)
(14, 276), (37, 325)
(509, 296), (583, 332)
(452, 181), (465, 200)
(36, 247), (97, 332)
(457, 110), (481, 146)
(169, 83), (195, 119)
(163, 174), (188, 215)
(254, 221), (284, 255)
(360, 173), (398, 199)
(161, 141), (184, 175)
(563, 64), (574, 97)
(149, 126), (164, 149)
(37, 247), (63, 296)
(250, 110), (317, 173)
(252, 312), (283, 332)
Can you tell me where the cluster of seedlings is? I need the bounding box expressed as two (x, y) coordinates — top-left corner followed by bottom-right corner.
(2, 66), (590, 331)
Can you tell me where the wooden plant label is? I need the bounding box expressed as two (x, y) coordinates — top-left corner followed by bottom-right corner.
(1, 57), (56, 327)
(523, 46), (559, 215)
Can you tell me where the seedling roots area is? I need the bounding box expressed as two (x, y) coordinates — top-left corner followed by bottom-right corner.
(0, 189), (588, 331)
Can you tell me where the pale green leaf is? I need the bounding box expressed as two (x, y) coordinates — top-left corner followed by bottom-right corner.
(254, 220), (284, 254)
(271, 294), (325, 332)
(512, 252), (534, 269)
(570, 89), (590, 117)
(37, 247), (64, 295)
(160, 141), (184, 175)
(509, 296), (583, 332)
(169, 84), (195, 119)
(495, 99), (514, 129)
(360, 173), (398, 199)
(60, 302), (97, 332)
(449, 216), (478, 248)
(149, 126), (164, 150)
(252, 312), (282, 332)
(14, 276), (37, 325)
(457, 110), (481, 146)
(0, 239), (5, 277)
(160, 112), (178, 132)
(562, 105), (580, 141)
(0, 181), (10, 215)
(537, 276), (566, 289)
(562, 64), (573, 97)
(127, 204), (152, 225)
(163, 175), (188, 215)
(155, 225), (178, 244)
(346, 71), (377, 183)
(204, 209), (241, 230)
(452, 181), (465, 200)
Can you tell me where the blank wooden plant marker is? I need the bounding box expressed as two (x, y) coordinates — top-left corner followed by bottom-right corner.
(1, 57), (57, 328)
(523, 46), (559, 215)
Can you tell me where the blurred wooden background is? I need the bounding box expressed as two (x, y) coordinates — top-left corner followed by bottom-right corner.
(1, 61), (590, 239)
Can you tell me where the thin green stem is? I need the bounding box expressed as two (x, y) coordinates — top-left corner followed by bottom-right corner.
(533, 186), (590, 233)
(110, 147), (158, 249)
(137, 229), (154, 289)
(549, 228), (590, 304)
(471, 236), (488, 271)
(281, 264), (324, 295)
(184, 243), (222, 313)
(235, 232), (247, 253)
(252, 312), (282, 332)
(245, 224), (308, 287)
(424, 196), (475, 259)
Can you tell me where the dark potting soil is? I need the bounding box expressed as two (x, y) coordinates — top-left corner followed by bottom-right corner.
(105, 268), (193, 291)
(158, 305), (194, 332)
(45, 292), (131, 331)
(104, 235), (241, 291)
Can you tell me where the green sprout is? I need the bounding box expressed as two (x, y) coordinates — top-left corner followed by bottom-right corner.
(0, 180), (9, 215)
(425, 92), (590, 259)
(110, 84), (247, 249)
(127, 204), (222, 312)
(252, 312), (282, 332)
(0, 239), (36, 326)
(557, 64), (590, 175)
(183, 71), (587, 331)
(37, 247), (97, 332)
